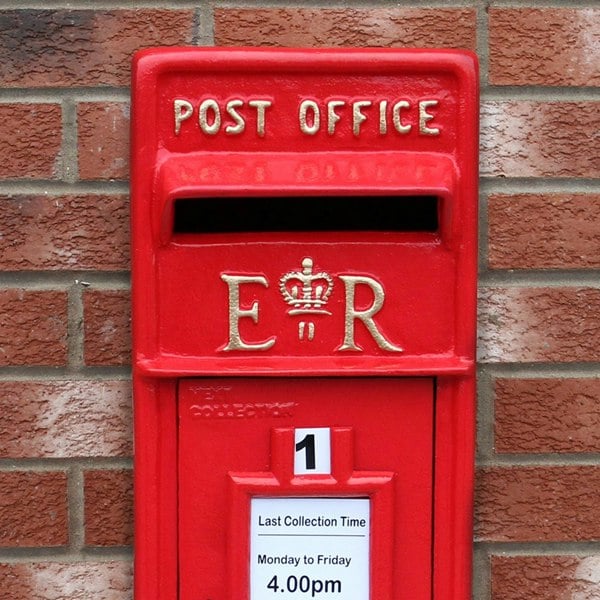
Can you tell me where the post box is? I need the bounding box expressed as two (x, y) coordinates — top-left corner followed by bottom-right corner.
(131, 48), (478, 600)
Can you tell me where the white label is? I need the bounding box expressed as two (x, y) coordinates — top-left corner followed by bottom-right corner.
(294, 428), (331, 475)
(250, 497), (370, 599)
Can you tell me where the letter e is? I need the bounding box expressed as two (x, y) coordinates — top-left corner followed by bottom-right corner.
(221, 275), (276, 351)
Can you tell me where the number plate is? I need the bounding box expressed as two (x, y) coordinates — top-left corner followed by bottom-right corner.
(294, 428), (331, 474)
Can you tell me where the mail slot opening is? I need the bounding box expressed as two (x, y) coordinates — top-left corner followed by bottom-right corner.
(172, 196), (439, 234)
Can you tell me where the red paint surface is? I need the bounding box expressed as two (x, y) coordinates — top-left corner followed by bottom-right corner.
(131, 48), (477, 600)
(179, 378), (431, 600)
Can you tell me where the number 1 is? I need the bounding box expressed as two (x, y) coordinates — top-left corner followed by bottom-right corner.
(295, 434), (316, 470)
(293, 428), (331, 475)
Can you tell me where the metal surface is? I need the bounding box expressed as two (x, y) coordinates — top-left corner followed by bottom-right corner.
(131, 47), (478, 600)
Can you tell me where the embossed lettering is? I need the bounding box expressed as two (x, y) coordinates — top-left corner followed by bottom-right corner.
(173, 97), (272, 137)
(248, 100), (272, 137)
(225, 99), (245, 135)
(221, 274), (276, 351)
(174, 96), (442, 139)
(199, 99), (221, 135)
(297, 98), (441, 137)
(352, 100), (372, 137)
(174, 99), (193, 135)
(190, 401), (296, 419)
(419, 100), (440, 135)
(392, 100), (412, 134)
(327, 100), (345, 135)
(338, 275), (403, 352)
(299, 100), (320, 135)
(379, 100), (388, 134)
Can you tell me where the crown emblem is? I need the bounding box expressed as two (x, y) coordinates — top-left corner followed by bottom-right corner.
(280, 257), (334, 315)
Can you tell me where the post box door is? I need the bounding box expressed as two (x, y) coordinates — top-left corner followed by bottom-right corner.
(178, 377), (435, 600)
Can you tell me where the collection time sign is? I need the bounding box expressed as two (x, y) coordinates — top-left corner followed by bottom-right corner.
(251, 497), (370, 600)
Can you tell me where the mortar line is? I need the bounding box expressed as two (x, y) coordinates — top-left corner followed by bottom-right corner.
(0, 457), (133, 471)
(480, 363), (600, 378)
(476, 0), (490, 89)
(0, 547), (133, 563)
(481, 179), (600, 193)
(482, 87), (600, 101)
(477, 454), (600, 467)
(0, 181), (129, 195)
(192, 6), (201, 45)
(472, 545), (491, 600)
(197, 3), (215, 46)
(481, 178), (600, 193)
(0, 89), (130, 103)
(476, 541), (600, 555)
(477, 189), (489, 277)
(0, 271), (130, 287)
(479, 271), (600, 286)
(62, 97), (79, 183)
(0, 366), (131, 380)
(79, 546), (134, 559)
(476, 365), (495, 464)
(67, 281), (85, 370)
(68, 463), (86, 551)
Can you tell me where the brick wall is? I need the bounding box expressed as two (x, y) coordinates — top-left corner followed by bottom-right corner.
(0, 3), (598, 599)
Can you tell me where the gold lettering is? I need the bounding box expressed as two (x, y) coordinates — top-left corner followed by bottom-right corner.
(248, 100), (272, 137)
(299, 100), (320, 135)
(174, 99), (193, 135)
(225, 99), (245, 135)
(221, 275), (276, 351)
(338, 275), (403, 352)
(352, 100), (371, 137)
(392, 101), (411, 134)
(327, 100), (345, 135)
(379, 100), (388, 134)
(173, 95), (443, 140)
(419, 100), (440, 135)
(199, 99), (221, 135)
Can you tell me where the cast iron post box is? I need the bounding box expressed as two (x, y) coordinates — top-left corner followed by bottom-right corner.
(131, 48), (478, 600)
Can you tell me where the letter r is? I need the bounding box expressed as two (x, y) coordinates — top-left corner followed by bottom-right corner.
(338, 275), (403, 352)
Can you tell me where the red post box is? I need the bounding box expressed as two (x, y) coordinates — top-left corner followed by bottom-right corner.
(131, 48), (478, 600)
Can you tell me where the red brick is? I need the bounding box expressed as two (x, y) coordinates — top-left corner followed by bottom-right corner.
(78, 103), (129, 181)
(488, 194), (600, 270)
(0, 471), (68, 546)
(84, 290), (130, 366)
(490, 8), (600, 86)
(0, 194), (129, 270)
(0, 561), (132, 598)
(479, 287), (600, 363)
(495, 378), (600, 453)
(0, 380), (132, 458)
(0, 10), (194, 87)
(0, 290), (67, 366)
(84, 469), (133, 546)
(215, 8), (477, 49)
(475, 466), (600, 542)
(481, 101), (600, 178)
(0, 104), (61, 179)
(492, 555), (600, 600)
